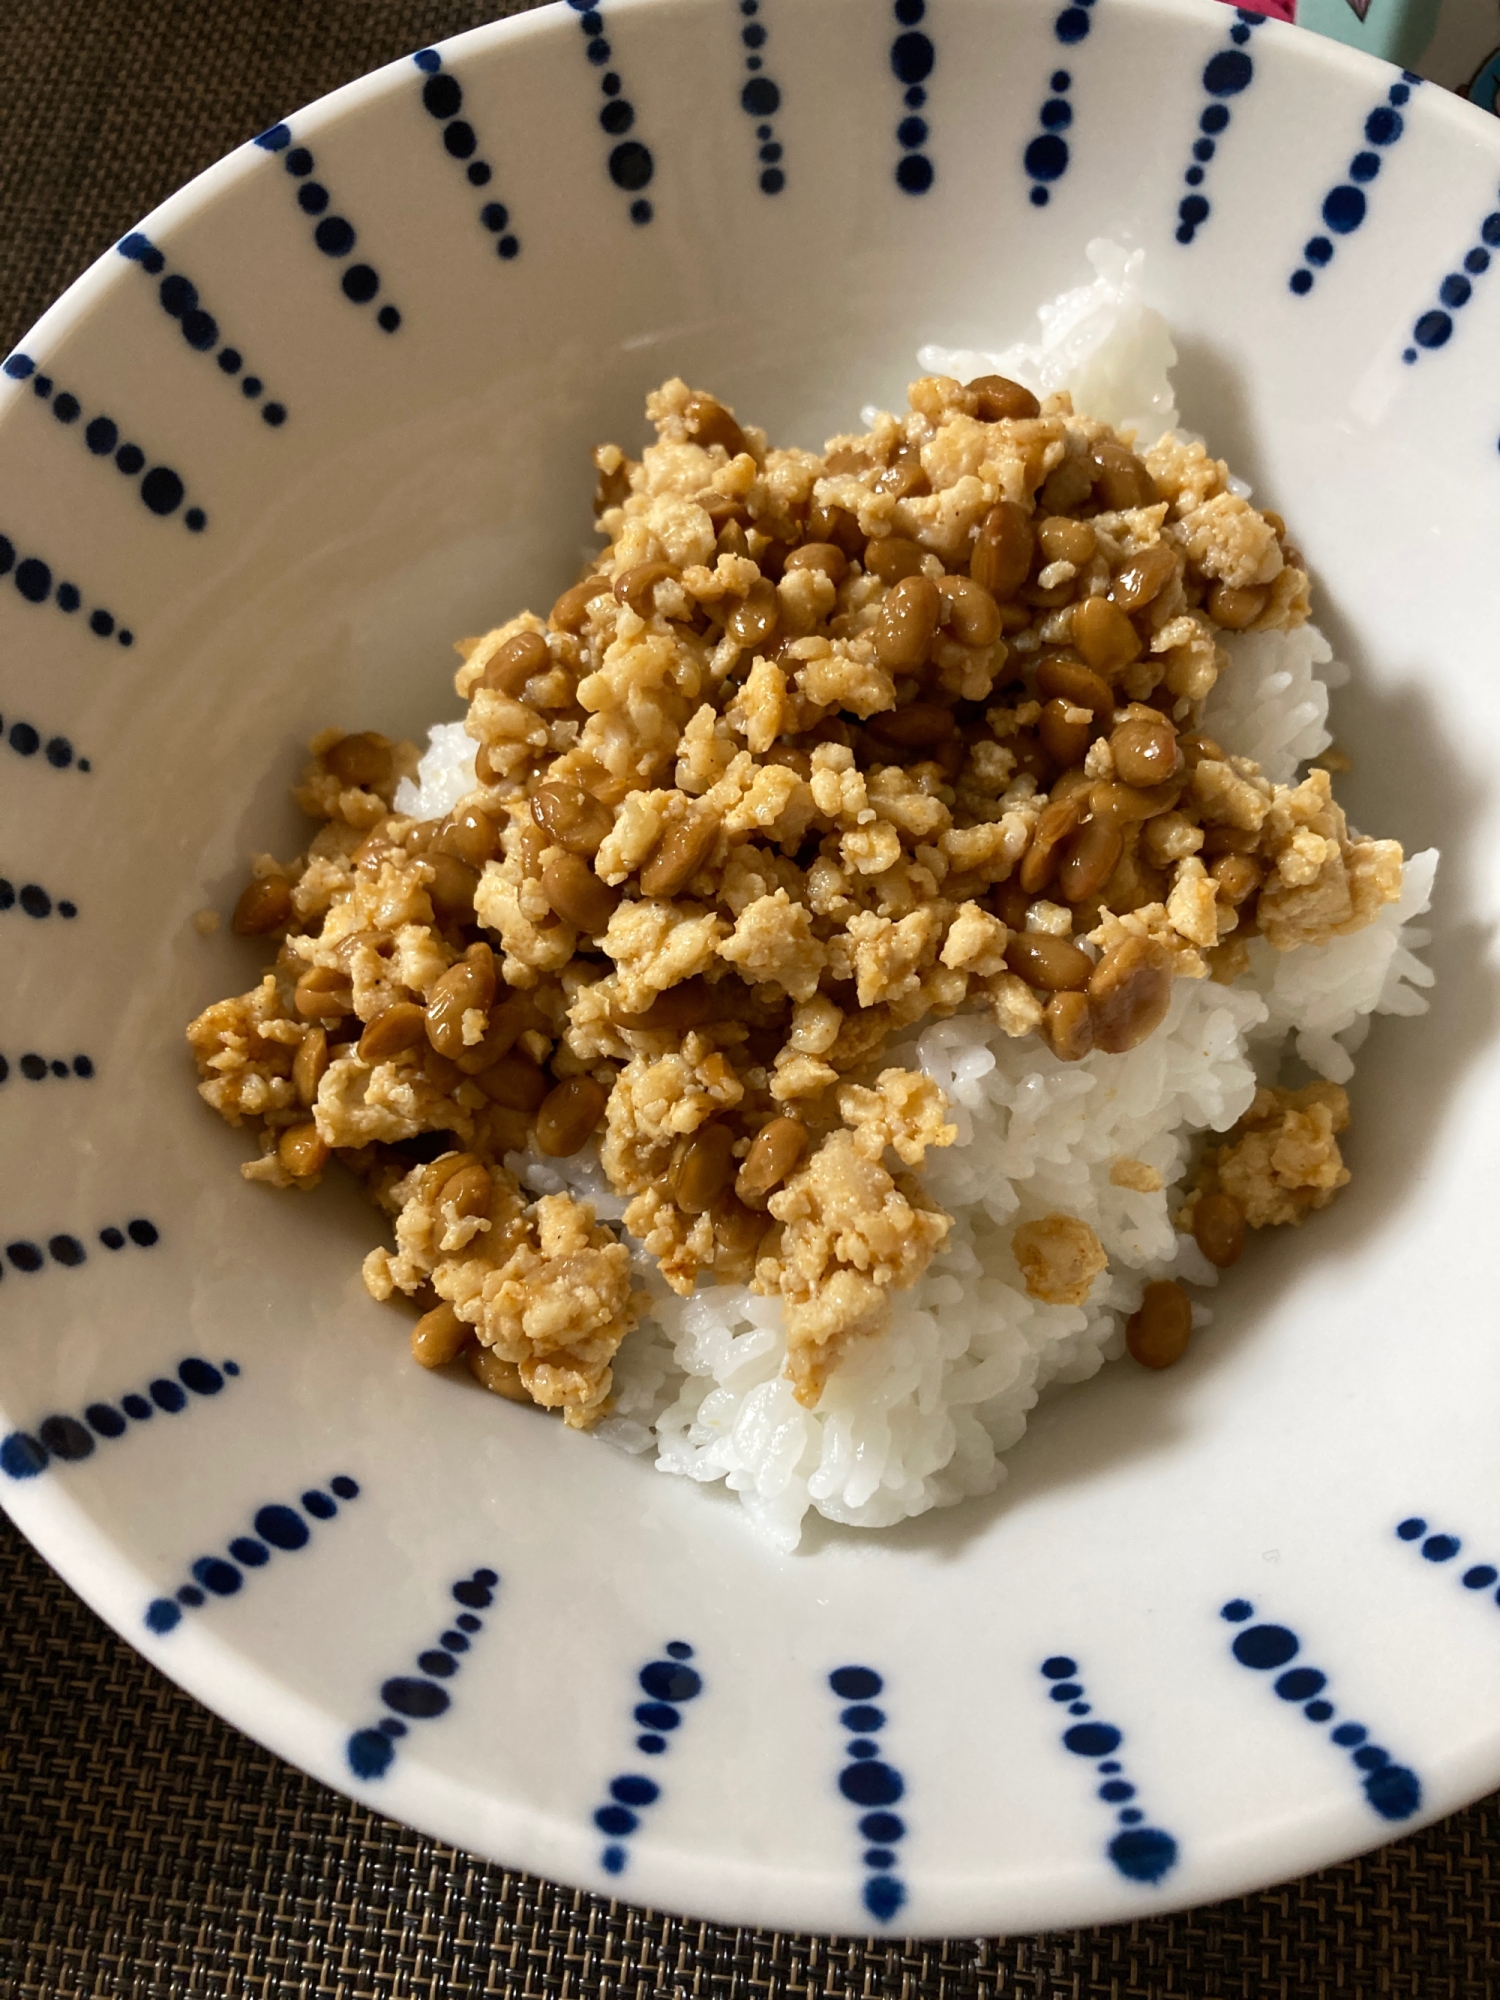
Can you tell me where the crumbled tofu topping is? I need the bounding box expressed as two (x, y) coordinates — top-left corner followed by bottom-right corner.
(188, 375), (1402, 1419)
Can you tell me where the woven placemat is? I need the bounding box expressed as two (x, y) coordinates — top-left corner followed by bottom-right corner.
(1, 4), (1497, 1993)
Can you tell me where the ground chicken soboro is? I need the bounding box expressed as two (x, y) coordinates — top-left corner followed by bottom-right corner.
(188, 373), (1405, 1425)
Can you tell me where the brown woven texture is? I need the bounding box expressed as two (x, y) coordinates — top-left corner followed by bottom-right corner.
(1, 3), (1498, 1993)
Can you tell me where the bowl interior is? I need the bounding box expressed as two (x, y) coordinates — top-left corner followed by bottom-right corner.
(3, 0), (1500, 1934)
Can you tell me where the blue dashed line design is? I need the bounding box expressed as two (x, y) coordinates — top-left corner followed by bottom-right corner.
(253, 125), (401, 329)
(115, 233), (288, 422)
(733, 0), (784, 193)
(0, 1049), (95, 1087)
(1289, 76), (1419, 293)
(0, 528), (133, 644)
(1023, 0), (1096, 206)
(889, 0), (934, 194)
(1, 1356), (240, 1480)
(145, 1473), (361, 1633)
(3, 352), (208, 529)
(1039, 1658), (1178, 1883)
(1175, 11), (1264, 245)
(1401, 183), (1500, 359)
(1, 716), (88, 771)
(1396, 1516), (1500, 1605)
(565, 0), (655, 224)
(594, 1643), (703, 1875)
(347, 1568), (500, 1778)
(0, 874), (77, 921)
(828, 1666), (908, 1926)
(2, 1220), (157, 1283)
(1220, 1600), (1421, 1821)
(411, 50), (521, 258)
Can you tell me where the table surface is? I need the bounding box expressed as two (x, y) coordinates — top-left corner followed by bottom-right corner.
(2, 3), (1497, 1994)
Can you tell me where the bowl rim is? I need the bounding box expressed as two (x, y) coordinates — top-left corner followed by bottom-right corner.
(4, 0), (1500, 1938)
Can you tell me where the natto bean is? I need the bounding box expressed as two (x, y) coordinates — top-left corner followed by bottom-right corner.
(549, 575), (608, 633)
(541, 851), (620, 934)
(1208, 581), (1270, 631)
(970, 501), (1034, 602)
(1036, 516), (1097, 568)
(736, 1116), (808, 1202)
(1126, 1279), (1193, 1368)
(1004, 931), (1093, 992)
(278, 1122), (329, 1179)
(358, 1002), (428, 1065)
(1039, 697), (1092, 771)
(531, 781), (613, 857)
(1109, 542), (1177, 613)
(433, 804), (498, 870)
(614, 561), (677, 613)
(1036, 655), (1114, 718)
(1019, 792), (1086, 896)
(867, 702), (957, 750)
(293, 1026), (328, 1109)
(1110, 715), (1179, 789)
(1088, 935), (1172, 1053)
(675, 1121), (737, 1215)
(232, 875), (292, 936)
(966, 374), (1041, 422)
(1074, 594), (1143, 677)
(640, 812), (719, 898)
(325, 732), (392, 790)
(873, 573), (941, 670)
(783, 542), (849, 584)
(863, 537), (927, 585)
(426, 852), (480, 924)
(1192, 1191), (1246, 1269)
(535, 1074), (609, 1157)
(1044, 990), (1094, 1062)
(727, 578), (780, 650)
(683, 392), (747, 457)
(411, 1302), (472, 1369)
(475, 1055), (549, 1113)
(1090, 440), (1157, 511)
(935, 574), (1002, 648)
(1057, 815), (1125, 903)
(481, 629), (550, 694)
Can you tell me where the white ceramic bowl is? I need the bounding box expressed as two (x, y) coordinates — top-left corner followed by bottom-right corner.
(3, 0), (1499, 1936)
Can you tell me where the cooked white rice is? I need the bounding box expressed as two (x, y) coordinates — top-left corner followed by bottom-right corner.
(400, 242), (1436, 1550)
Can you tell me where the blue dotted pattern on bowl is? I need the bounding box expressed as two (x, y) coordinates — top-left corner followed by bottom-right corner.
(0, 870), (78, 920)
(144, 1473), (361, 1634)
(594, 1643), (703, 1874)
(115, 232), (289, 421)
(828, 1666), (907, 1924)
(1174, 10), (1264, 245)
(733, 0), (784, 194)
(347, 1567), (500, 1778)
(0, 1048), (94, 1088)
(1, 1217), (157, 1281)
(2, 353), (207, 529)
(1039, 1657), (1178, 1884)
(1023, 0), (1097, 206)
(565, 0), (655, 225)
(0, 525), (132, 644)
(889, 0), (934, 195)
(1, 1354), (239, 1481)
(2, 714), (88, 771)
(1400, 185), (1500, 360)
(411, 50), (522, 259)
(253, 125), (402, 330)
(1220, 1600), (1421, 1821)
(1396, 1516), (1500, 1603)
(1289, 76), (1418, 294)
